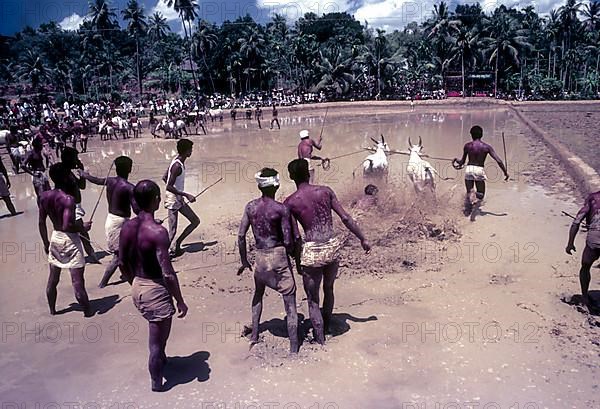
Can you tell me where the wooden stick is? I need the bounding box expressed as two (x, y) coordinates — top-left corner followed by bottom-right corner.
(158, 178), (224, 224)
(89, 161), (114, 222)
(319, 107), (329, 139)
(502, 131), (508, 172)
(194, 177), (223, 199)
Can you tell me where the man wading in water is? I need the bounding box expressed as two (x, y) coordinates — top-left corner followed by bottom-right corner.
(453, 125), (509, 220)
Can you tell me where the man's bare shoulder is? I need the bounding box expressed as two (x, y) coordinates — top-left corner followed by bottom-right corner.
(313, 184), (335, 196)
(283, 192), (298, 206)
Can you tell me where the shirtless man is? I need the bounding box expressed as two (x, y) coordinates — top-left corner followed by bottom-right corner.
(284, 159), (371, 344)
(297, 129), (324, 183)
(82, 156), (139, 287)
(566, 191), (600, 314)
(163, 139), (199, 257)
(38, 163), (93, 317)
(61, 147), (98, 261)
(0, 156), (18, 216)
(270, 104), (280, 130)
(351, 184), (379, 218)
(453, 125), (509, 220)
(5, 126), (21, 173)
(255, 105), (263, 129)
(238, 168), (299, 353)
(119, 180), (188, 392)
(23, 137), (52, 200)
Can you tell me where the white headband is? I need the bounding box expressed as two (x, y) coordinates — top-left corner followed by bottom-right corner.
(255, 172), (280, 188)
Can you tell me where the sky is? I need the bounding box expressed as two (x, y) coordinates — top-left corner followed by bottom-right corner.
(0, 0), (569, 36)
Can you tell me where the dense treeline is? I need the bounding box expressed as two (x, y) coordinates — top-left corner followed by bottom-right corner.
(1, 0), (600, 101)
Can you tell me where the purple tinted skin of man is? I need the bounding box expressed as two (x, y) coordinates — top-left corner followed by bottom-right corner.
(455, 138), (509, 200)
(284, 179), (371, 345)
(82, 164), (140, 287)
(238, 191), (299, 353)
(61, 153), (99, 260)
(23, 143), (52, 198)
(0, 156), (17, 215)
(38, 185), (92, 317)
(566, 191), (600, 313)
(298, 136), (323, 181)
(119, 193), (188, 392)
(298, 137), (323, 161)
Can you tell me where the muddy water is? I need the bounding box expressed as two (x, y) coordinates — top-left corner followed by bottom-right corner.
(1, 106), (527, 308)
(5, 107), (526, 227)
(5, 106), (590, 408)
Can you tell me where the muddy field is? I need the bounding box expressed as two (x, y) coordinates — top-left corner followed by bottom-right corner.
(0, 103), (599, 409)
(516, 102), (600, 175)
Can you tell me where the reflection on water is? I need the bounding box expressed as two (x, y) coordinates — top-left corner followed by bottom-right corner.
(11, 108), (523, 226)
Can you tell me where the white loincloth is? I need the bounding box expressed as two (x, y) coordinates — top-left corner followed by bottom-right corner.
(105, 213), (128, 252)
(32, 171), (49, 191)
(464, 165), (487, 181)
(303, 157), (315, 172)
(48, 230), (85, 269)
(75, 204), (86, 221)
(300, 236), (344, 268)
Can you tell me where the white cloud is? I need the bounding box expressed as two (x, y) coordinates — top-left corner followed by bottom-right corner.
(150, 0), (181, 22)
(354, 0), (435, 29)
(59, 13), (85, 31)
(257, 0), (353, 20)
(353, 0), (567, 30)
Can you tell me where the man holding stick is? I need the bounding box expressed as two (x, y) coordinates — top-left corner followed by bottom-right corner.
(238, 168), (299, 354)
(297, 129), (324, 183)
(39, 163), (93, 317)
(61, 147), (98, 262)
(566, 190), (600, 314)
(453, 126), (509, 220)
(82, 156), (139, 287)
(119, 180), (188, 392)
(284, 159), (371, 345)
(162, 139), (199, 257)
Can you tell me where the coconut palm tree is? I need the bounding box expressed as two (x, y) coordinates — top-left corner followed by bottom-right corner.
(314, 49), (355, 98)
(483, 9), (531, 96)
(122, 0), (147, 95)
(452, 23), (480, 96)
(87, 0), (118, 93)
(166, 0), (199, 92)
(581, 1), (600, 32)
(238, 26), (265, 92)
(193, 19), (218, 93)
(14, 49), (50, 91)
(148, 12), (169, 40)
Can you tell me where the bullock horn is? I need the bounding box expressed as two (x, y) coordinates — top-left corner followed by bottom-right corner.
(381, 134), (385, 144)
(418, 136), (423, 147)
(371, 137), (379, 144)
(408, 136), (413, 147)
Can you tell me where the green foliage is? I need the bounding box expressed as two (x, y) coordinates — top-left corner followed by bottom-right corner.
(1, 1), (599, 99)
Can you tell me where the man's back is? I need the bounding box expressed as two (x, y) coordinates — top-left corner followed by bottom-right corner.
(584, 191), (600, 227)
(285, 184), (334, 242)
(107, 176), (134, 217)
(298, 139), (313, 159)
(465, 140), (492, 167)
(246, 197), (287, 249)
